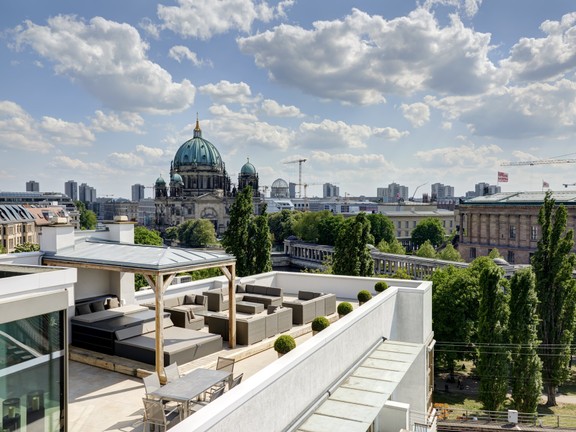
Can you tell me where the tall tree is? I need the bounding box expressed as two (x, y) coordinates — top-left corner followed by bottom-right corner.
(437, 244), (464, 262)
(333, 213), (374, 276)
(509, 268), (542, 413)
(178, 219), (217, 247)
(377, 238), (406, 255)
(532, 192), (576, 406)
(317, 213), (345, 246)
(251, 212), (272, 274)
(222, 185), (254, 276)
(75, 200), (97, 230)
(268, 209), (297, 245)
(366, 213), (395, 245)
(411, 217), (445, 248)
(134, 226), (163, 246)
(477, 265), (509, 411)
(415, 240), (437, 258)
(293, 210), (332, 243)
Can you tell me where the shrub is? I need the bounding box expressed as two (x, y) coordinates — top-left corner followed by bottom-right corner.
(311, 316), (330, 333)
(374, 281), (388, 293)
(337, 301), (353, 316)
(357, 290), (372, 303)
(274, 334), (296, 354)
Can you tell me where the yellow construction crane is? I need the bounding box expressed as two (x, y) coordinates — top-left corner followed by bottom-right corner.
(284, 158), (307, 198)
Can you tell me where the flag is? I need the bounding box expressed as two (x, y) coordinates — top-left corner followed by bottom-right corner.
(543, 180), (549, 188)
(497, 171), (508, 182)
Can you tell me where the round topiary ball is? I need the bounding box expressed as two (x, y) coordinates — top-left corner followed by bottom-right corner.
(311, 316), (330, 333)
(374, 281), (389, 293)
(274, 334), (296, 354)
(357, 290), (372, 304)
(337, 301), (353, 316)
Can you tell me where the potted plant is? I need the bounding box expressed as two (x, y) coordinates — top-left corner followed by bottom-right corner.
(374, 281), (388, 293)
(357, 290), (372, 305)
(311, 316), (330, 335)
(337, 301), (353, 318)
(274, 334), (296, 357)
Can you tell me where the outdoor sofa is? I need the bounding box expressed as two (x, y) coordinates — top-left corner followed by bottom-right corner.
(142, 293), (206, 330)
(206, 306), (292, 345)
(282, 291), (337, 325)
(203, 284), (283, 312)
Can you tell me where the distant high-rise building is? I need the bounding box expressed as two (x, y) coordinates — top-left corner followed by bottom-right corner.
(131, 184), (146, 202)
(26, 180), (39, 192)
(79, 183), (97, 203)
(289, 182), (297, 199)
(323, 183), (339, 198)
(431, 183), (455, 201)
(473, 182), (500, 197)
(378, 183), (409, 203)
(64, 180), (78, 201)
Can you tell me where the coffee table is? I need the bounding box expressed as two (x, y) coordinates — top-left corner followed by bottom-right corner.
(236, 301), (264, 314)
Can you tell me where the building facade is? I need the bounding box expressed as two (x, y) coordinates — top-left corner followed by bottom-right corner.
(64, 180), (78, 201)
(26, 180), (39, 192)
(323, 182), (339, 198)
(457, 191), (576, 264)
(0, 205), (38, 252)
(131, 184), (146, 202)
(78, 183), (97, 204)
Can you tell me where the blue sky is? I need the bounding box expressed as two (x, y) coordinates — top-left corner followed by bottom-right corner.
(2, 0), (576, 199)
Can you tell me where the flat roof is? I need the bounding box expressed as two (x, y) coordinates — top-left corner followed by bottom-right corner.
(43, 239), (235, 273)
(463, 191), (576, 205)
(296, 340), (422, 432)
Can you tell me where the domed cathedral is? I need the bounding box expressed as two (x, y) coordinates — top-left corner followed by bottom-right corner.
(154, 116), (259, 235)
(238, 158), (259, 197)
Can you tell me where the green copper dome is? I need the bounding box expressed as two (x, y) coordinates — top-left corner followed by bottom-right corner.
(240, 158), (256, 175)
(171, 173), (183, 184)
(173, 119), (223, 171)
(155, 175), (166, 185)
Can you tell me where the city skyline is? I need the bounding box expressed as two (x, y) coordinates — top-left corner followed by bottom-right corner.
(2, 1), (576, 198)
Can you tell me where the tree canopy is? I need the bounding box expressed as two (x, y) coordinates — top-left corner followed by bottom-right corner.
(267, 209), (297, 245)
(377, 238), (406, 255)
(415, 240), (437, 258)
(173, 219), (217, 248)
(14, 242), (40, 253)
(134, 226), (163, 246)
(75, 200), (97, 230)
(366, 213), (395, 245)
(411, 217), (445, 248)
(333, 213), (374, 276)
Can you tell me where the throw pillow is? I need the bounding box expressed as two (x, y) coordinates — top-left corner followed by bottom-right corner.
(107, 297), (120, 309)
(76, 303), (91, 315)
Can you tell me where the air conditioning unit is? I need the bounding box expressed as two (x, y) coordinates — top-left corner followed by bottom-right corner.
(114, 215), (128, 222)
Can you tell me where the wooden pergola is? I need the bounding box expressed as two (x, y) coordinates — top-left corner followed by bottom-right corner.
(43, 240), (237, 379)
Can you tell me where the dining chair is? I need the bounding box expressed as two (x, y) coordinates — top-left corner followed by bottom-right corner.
(228, 373), (243, 390)
(216, 356), (235, 373)
(142, 397), (179, 431)
(143, 374), (161, 396)
(189, 383), (226, 413)
(164, 362), (181, 383)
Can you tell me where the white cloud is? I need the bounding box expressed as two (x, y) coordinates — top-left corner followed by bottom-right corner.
(238, 8), (500, 105)
(168, 45), (209, 67)
(261, 99), (303, 117)
(199, 80), (258, 104)
(12, 15), (195, 113)
(423, 0), (483, 18)
(501, 13), (576, 82)
(136, 145), (165, 160)
(400, 102), (430, 127)
(415, 143), (502, 168)
(157, 0), (294, 40)
(90, 111), (145, 134)
(107, 152), (145, 169)
(40, 116), (95, 145)
(311, 150), (391, 168)
(298, 119), (408, 150)
(0, 100), (53, 153)
(50, 155), (111, 172)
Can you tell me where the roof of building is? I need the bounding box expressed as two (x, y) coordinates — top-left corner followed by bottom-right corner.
(271, 178), (289, 188)
(462, 190), (576, 205)
(0, 205), (35, 224)
(240, 158), (256, 175)
(173, 118), (224, 171)
(43, 238), (235, 273)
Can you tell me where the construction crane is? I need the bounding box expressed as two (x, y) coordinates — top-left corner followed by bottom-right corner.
(564, 183), (576, 188)
(501, 158), (576, 166)
(409, 182), (428, 202)
(284, 158), (307, 198)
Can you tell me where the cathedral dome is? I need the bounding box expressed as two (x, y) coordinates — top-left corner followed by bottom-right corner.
(173, 119), (223, 171)
(271, 178), (288, 188)
(240, 158), (256, 175)
(171, 173), (183, 184)
(155, 175), (166, 186)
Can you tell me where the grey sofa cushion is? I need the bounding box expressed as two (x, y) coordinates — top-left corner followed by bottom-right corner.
(184, 294), (196, 305)
(76, 303), (91, 315)
(248, 285), (268, 295)
(267, 287), (282, 297)
(236, 284), (246, 293)
(298, 291), (317, 301)
(164, 297), (181, 308)
(90, 301), (106, 312)
(195, 295), (205, 306)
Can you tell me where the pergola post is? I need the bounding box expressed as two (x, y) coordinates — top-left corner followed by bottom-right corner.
(220, 264), (236, 348)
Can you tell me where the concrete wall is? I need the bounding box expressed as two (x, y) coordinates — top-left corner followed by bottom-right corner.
(170, 272), (432, 432)
(379, 401), (410, 432)
(0, 251), (43, 266)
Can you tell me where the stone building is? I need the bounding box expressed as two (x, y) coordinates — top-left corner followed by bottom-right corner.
(0, 205), (38, 252)
(457, 191), (576, 264)
(155, 118), (258, 234)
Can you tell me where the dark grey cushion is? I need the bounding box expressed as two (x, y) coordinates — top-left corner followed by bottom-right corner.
(90, 301), (106, 312)
(236, 284), (246, 293)
(184, 294), (196, 305)
(266, 287), (282, 297)
(195, 295), (205, 306)
(299, 291), (316, 301)
(76, 303), (91, 315)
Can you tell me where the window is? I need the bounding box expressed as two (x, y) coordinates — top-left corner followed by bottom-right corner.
(397, 221), (401, 229)
(405, 221), (409, 228)
(507, 250), (515, 264)
(443, 220), (446, 227)
(469, 248), (476, 259)
(531, 226), (538, 241)
(450, 221), (453, 228)
(397, 230), (401, 237)
(509, 225), (516, 240)
(413, 221), (416, 228)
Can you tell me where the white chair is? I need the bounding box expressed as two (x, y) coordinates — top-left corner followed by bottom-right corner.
(189, 383), (225, 414)
(143, 374), (161, 396)
(228, 373), (243, 390)
(164, 363), (181, 383)
(142, 398), (179, 431)
(216, 356), (235, 374)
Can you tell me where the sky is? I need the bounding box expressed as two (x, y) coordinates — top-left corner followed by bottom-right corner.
(2, 0), (576, 200)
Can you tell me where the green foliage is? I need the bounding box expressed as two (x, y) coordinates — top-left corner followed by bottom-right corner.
(509, 268), (542, 413)
(532, 192), (576, 406)
(477, 265), (509, 411)
(14, 242), (40, 253)
(415, 240), (437, 258)
(411, 217), (445, 248)
(177, 219), (217, 247)
(0, 244), (6, 254)
(374, 281), (388, 292)
(389, 268), (412, 279)
(337, 302), (353, 316)
(267, 209), (297, 245)
(311, 316), (330, 332)
(222, 186), (254, 276)
(250, 213), (272, 274)
(134, 226), (163, 246)
(357, 290), (372, 303)
(317, 213), (345, 246)
(366, 213), (395, 245)
(186, 268), (222, 280)
(437, 244), (464, 262)
(75, 200), (97, 230)
(164, 226), (179, 241)
(376, 238), (406, 254)
(488, 248), (502, 259)
(135, 274), (148, 290)
(432, 264), (481, 371)
(293, 211), (333, 243)
(333, 213), (374, 276)
(274, 334), (296, 354)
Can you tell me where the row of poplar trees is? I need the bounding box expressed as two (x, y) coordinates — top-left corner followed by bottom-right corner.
(477, 192), (576, 412)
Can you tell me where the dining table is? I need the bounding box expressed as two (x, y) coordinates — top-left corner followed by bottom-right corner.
(149, 368), (232, 419)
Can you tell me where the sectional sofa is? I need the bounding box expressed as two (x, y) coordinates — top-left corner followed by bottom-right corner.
(203, 284), (283, 312)
(281, 291), (337, 325)
(142, 293), (206, 330)
(206, 306), (293, 345)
